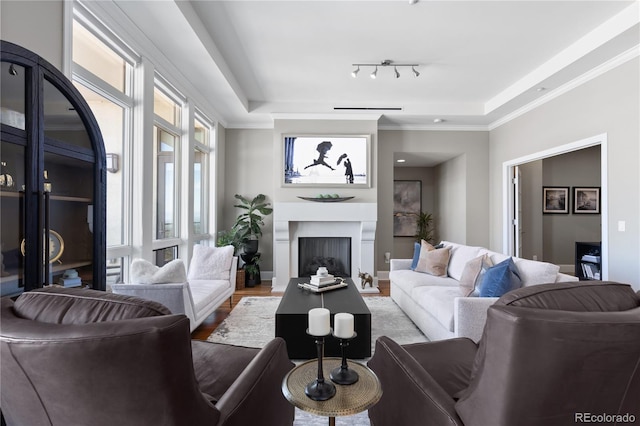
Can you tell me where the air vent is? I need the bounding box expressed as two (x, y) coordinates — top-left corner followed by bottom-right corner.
(333, 107), (403, 111)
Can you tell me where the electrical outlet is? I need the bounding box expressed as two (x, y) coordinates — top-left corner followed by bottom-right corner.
(618, 221), (626, 232)
(384, 252), (391, 263)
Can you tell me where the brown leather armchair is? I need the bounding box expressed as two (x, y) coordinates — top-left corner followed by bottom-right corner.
(1, 287), (295, 426)
(368, 281), (640, 426)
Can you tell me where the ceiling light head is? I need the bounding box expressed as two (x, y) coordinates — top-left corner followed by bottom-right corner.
(536, 87), (546, 92)
(8, 64), (18, 76)
(412, 66), (420, 77)
(370, 66), (378, 79)
(394, 67), (400, 79)
(351, 66), (360, 78)
(397, 159), (406, 163)
(409, 0), (419, 4)
(433, 118), (445, 123)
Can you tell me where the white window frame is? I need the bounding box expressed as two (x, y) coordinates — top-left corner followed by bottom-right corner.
(192, 110), (214, 241)
(152, 76), (186, 251)
(69, 1), (138, 282)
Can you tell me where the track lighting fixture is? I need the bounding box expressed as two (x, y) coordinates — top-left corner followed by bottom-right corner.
(351, 60), (419, 79)
(8, 64), (18, 76)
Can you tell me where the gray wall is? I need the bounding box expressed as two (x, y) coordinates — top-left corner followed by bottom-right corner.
(542, 146), (601, 265)
(519, 160), (543, 261)
(222, 128), (274, 269)
(378, 130), (490, 271)
(490, 58), (639, 289)
(393, 167), (436, 260)
(434, 154), (467, 246)
(0, 1), (64, 70)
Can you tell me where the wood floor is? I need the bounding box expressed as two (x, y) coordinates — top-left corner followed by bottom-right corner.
(190, 279), (391, 341)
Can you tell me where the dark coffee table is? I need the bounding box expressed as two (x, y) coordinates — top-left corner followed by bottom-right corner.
(275, 278), (371, 359)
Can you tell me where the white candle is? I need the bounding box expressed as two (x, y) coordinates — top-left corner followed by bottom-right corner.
(334, 313), (354, 339)
(308, 308), (331, 336)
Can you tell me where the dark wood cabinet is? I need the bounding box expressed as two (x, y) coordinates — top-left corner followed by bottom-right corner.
(575, 241), (601, 281)
(1, 41), (106, 296)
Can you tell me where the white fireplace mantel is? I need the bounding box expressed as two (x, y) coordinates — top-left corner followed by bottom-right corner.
(272, 202), (377, 292)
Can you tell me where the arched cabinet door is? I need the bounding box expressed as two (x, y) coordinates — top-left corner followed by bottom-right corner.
(1, 40), (106, 295)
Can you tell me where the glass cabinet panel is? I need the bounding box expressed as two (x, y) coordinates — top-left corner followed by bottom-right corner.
(0, 141), (26, 294)
(1, 41), (106, 296)
(43, 151), (94, 287)
(0, 62), (25, 130)
(44, 78), (92, 149)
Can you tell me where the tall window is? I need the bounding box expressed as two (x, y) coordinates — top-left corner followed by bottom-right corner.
(153, 84), (182, 241)
(72, 6), (136, 284)
(193, 115), (212, 237)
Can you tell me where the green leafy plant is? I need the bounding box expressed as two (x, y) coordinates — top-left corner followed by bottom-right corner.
(216, 227), (242, 253)
(233, 194), (273, 242)
(414, 211), (434, 243)
(244, 256), (261, 279)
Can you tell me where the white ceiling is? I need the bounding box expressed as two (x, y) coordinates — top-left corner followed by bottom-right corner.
(113, 0), (639, 131)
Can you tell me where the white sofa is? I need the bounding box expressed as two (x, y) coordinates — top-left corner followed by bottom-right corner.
(389, 241), (578, 342)
(112, 245), (237, 332)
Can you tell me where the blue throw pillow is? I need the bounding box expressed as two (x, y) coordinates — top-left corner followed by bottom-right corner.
(410, 242), (421, 270)
(479, 257), (522, 297)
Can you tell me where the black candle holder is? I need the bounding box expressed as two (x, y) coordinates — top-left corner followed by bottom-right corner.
(305, 329), (336, 401)
(330, 331), (359, 385)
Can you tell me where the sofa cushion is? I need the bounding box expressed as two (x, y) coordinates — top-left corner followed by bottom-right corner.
(441, 242), (484, 281)
(188, 244), (234, 281)
(459, 254), (493, 297)
(479, 257), (522, 297)
(130, 258), (187, 284)
(415, 241), (451, 277)
(189, 280), (231, 314)
(410, 242), (421, 270)
(412, 286), (462, 332)
(13, 287), (171, 324)
(512, 257), (560, 287)
(496, 281), (639, 311)
(390, 269), (460, 296)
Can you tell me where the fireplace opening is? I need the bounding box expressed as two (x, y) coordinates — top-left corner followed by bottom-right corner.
(298, 237), (351, 278)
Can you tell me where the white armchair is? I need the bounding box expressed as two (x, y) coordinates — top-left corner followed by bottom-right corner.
(112, 245), (237, 332)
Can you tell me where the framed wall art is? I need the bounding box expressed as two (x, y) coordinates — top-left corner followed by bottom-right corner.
(542, 187), (569, 214)
(282, 134), (370, 187)
(573, 187), (600, 214)
(393, 180), (421, 237)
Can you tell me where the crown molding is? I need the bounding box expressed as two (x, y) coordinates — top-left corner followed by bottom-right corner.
(489, 44), (640, 131)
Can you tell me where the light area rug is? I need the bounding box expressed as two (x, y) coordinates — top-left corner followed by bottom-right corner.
(207, 296), (428, 426)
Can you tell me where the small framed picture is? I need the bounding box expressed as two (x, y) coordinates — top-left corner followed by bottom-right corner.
(573, 187), (600, 214)
(542, 187), (569, 214)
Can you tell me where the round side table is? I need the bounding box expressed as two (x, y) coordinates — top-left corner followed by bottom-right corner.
(282, 357), (382, 426)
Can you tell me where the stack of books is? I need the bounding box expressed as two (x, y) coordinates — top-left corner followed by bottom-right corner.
(298, 275), (348, 293)
(310, 274), (336, 287)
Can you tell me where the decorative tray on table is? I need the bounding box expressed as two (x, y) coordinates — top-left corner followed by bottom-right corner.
(297, 196), (354, 203)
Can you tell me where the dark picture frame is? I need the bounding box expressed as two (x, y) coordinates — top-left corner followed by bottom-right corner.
(393, 180), (422, 237)
(573, 187), (600, 214)
(282, 134), (370, 187)
(542, 187), (569, 214)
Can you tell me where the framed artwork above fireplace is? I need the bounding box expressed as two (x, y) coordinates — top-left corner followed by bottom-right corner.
(282, 134), (370, 187)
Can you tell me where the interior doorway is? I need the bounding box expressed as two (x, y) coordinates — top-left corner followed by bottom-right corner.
(503, 133), (608, 278)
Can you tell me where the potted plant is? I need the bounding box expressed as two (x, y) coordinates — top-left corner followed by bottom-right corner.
(216, 227), (242, 254)
(244, 255), (261, 287)
(233, 194), (273, 256)
(414, 211), (434, 243)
